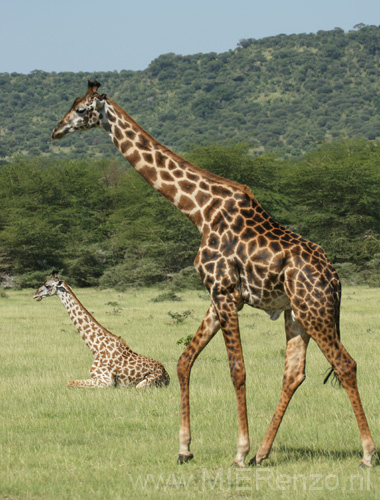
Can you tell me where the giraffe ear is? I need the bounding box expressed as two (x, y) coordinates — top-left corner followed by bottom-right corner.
(87, 80), (101, 95)
(94, 94), (107, 110)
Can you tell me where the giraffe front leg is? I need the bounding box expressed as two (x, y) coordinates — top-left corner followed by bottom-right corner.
(251, 311), (310, 466)
(177, 304), (221, 464)
(214, 292), (249, 467)
(67, 377), (114, 388)
(68, 363), (114, 388)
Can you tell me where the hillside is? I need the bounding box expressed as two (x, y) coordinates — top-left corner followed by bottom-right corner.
(1, 25), (380, 159)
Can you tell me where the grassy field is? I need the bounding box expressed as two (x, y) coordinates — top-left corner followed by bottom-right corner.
(1, 285), (379, 499)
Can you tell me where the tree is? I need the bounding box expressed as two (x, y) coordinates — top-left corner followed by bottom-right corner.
(282, 140), (380, 263)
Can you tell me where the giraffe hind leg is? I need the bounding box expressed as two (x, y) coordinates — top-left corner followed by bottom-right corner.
(67, 377), (114, 388)
(314, 334), (375, 466)
(251, 310), (310, 466)
(284, 269), (375, 466)
(291, 300), (375, 465)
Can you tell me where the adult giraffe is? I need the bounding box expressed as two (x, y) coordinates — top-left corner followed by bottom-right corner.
(52, 81), (375, 467)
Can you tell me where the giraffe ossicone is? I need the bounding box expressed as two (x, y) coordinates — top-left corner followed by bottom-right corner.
(51, 81), (375, 467)
(33, 272), (170, 389)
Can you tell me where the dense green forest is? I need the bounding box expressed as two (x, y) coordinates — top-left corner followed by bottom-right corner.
(2, 25), (380, 158)
(1, 140), (379, 289)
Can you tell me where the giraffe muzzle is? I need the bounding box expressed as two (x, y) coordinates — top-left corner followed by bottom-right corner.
(51, 128), (64, 140)
(52, 124), (70, 140)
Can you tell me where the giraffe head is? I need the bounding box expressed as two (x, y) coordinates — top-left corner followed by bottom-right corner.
(52, 81), (108, 140)
(33, 272), (67, 301)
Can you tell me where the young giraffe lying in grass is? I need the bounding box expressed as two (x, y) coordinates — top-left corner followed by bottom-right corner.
(33, 272), (170, 388)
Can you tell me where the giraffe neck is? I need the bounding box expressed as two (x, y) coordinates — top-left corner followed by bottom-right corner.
(56, 284), (116, 356)
(102, 98), (254, 232)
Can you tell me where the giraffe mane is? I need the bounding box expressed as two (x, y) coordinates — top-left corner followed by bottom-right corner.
(104, 97), (257, 202)
(65, 281), (131, 348)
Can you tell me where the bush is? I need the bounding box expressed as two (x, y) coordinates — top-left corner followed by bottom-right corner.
(333, 262), (361, 286)
(165, 267), (203, 291)
(99, 258), (167, 290)
(17, 270), (51, 289)
(64, 247), (107, 287)
(361, 253), (380, 287)
(150, 291), (183, 302)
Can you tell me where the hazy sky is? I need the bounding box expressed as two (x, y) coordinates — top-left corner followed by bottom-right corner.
(1, 0), (380, 74)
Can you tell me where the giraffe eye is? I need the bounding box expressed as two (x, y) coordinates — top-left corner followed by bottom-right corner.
(77, 108), (86, 115)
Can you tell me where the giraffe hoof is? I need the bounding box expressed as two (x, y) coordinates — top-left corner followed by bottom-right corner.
(359, 461), (373, 468)
(248, 455), (263, 467)
(177, 453), (194, 465)
(231, 461), (247, 468)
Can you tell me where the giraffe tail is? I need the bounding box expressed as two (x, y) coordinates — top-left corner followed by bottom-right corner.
(324, 277), (342, 386)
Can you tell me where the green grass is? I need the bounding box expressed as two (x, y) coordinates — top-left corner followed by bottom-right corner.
(1, 286), (379, 499)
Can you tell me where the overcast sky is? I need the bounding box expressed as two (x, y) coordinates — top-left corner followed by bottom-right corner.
(1, 0), (380, 74)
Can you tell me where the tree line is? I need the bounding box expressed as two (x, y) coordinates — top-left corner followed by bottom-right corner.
(2, 25), (380, 159)
(1, 139), (379, 289)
